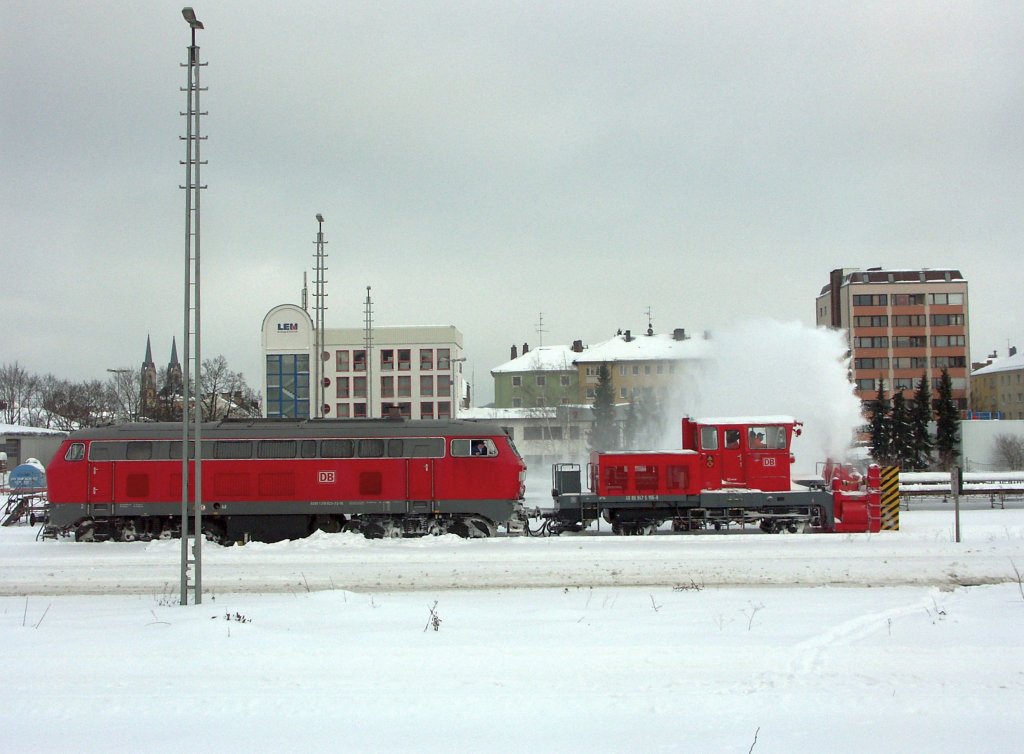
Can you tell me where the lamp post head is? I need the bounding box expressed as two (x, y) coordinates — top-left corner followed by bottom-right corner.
(182, 7), (204, 29)
(316, 213), (324, 224)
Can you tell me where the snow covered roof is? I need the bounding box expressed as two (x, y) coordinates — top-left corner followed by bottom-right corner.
(460, 407), (558, 421)
(572, 331), (709, 364)
(972, 350), (1023, 377)
(490, 345), (582, 374)
(492, 332), (709, 374)
(0, 423), (67, 437)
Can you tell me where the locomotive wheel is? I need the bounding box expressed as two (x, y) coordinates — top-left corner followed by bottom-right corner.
(74, 521), (96, 542)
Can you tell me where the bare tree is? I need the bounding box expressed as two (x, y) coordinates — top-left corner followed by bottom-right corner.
(106, 367), (142, 423)
(993, 434), (1024, 471)
(201, 356), (260, 420)
(0, 362), (37, 425)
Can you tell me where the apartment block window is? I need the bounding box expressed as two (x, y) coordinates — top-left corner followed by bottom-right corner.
(619, 365), (627, 376)
(853, 315), (889, 327)
(398, 375), (411, 397)
(398, 402), (412, 419)
(353, 376), (367, 398)
(931, 314), (965, 326)
(560, 375), (571, 386)
(855, 378), (876, 391)
(854, 358), (889, 369)
(852, 294), (888, 306)
(437, 348), (451, 370)
(437, 401), (451, 420)
(932, 335), (966, 347)
(892, 357), (928, 369)
(420, 375), (434, 397)
(632, 365), (640, 375)
(336, 377), (350, 399)
(928, 293), (964, 305)
(380, 375), (394, 398)
(853, 336), (889, 349)
(353, 350), (367, 372)
(933, 356), (967, 368)
(644, 365), (651, 375)
(380, 349), (394, 371)
(892, 315), (926, 327)
(620, 387), (627, 399)
(420, 401), (434, 419)
(893, 336), (927, 348)
(892, 294), (924, 306)
(336, 350), (349, 372)
(536, 375), (546, 387)
(512, 376), (521, 387)
(398, 349), (411, 370)
(420, 349), (433, 370)
(437, 374), (451, 396)
(353, 403), (367, 418)
(336, 403), (350, 418)
(894, 378), (914, 391)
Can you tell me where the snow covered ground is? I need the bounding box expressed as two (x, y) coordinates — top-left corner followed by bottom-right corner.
(2, 502), (1023, 753)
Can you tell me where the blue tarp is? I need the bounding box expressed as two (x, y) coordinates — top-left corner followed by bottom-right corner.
(8, 463), (46, 490)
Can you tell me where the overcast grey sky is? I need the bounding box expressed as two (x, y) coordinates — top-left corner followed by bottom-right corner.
(3, 1), (1021, 405)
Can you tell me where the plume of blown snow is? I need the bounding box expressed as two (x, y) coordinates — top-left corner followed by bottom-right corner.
(661, 320), (862, 474)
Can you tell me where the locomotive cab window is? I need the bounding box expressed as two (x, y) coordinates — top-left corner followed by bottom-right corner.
(700, 427), (718, 450)
(126, 441), (153, 461)
(452, 439), (496, 457)
(748, 426), (786, 450)
(724, 430), (741, 449)
(64, 443), (85, 461)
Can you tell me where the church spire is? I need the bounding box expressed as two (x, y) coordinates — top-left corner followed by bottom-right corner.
(170, 336), (179, 366)
(144, 334), (155, 367)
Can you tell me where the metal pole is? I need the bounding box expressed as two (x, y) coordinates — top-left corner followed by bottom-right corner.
(952, 465), (961, 543)
(192, 22), (204, 603)
(179, 20), (195, 606)
(180, 8), (205, 604)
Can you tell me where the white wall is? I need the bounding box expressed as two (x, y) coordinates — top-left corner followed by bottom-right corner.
(961, 419), (1024, 471)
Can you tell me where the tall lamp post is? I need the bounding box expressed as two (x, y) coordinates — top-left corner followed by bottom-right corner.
(180, 6), (205, 605)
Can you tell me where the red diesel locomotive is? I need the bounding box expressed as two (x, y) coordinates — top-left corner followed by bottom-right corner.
(46, 418), (528, 543)
(544, 416), (880, 535)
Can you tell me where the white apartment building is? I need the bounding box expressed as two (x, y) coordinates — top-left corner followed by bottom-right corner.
(261, 304), (465, 420)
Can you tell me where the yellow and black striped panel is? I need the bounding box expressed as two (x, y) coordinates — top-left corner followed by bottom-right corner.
(881, 466), (900, 531)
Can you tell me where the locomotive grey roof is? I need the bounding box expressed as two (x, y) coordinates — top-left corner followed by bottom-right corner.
(67, 418), (505, 442)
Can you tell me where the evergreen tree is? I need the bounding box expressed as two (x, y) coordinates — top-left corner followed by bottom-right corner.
(910, 372), (933, 470)
(869, 380), (892, 465)
(589, 363), (619, 452)
(934, 367), (960, 470)
(889, 390), (914, 468)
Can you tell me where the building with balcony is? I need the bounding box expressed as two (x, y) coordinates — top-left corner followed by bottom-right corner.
(816, 267), (970, 411)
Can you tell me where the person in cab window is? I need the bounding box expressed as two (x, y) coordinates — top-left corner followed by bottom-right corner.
(750, 431), (766, 449)
(725, 430), (740, 449)
(472, 440), (488, 456)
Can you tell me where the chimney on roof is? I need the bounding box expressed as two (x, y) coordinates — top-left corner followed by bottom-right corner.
(572, 339), (583, 353)
(1011, 346), (1018, 357)
(511, 344), (518, 360)
(624, 330), (632, 342)
(522, 342), (529, 354)
(672, 328), (686, 341)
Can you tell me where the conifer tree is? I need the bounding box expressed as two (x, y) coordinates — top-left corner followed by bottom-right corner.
(910, 372), (933, 470)
(934, 367), (960, 470)
(869, 380), (892, 465)
(889, 390), (914, 468)
(590, 364), (619, 452)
